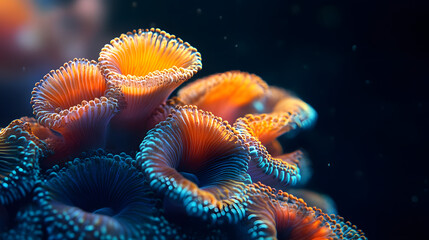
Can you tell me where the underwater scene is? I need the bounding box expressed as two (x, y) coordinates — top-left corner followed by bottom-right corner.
(0, 0), (426, 239)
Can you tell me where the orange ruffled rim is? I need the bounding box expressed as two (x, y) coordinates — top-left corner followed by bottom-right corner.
(233, 113), (302, 188)
(243, 182), (367, 240)
(99, 28), (202, 88)
(178, 71), (268, 107)
(31, 58), (120, 130)
(137, 105), (251, 224)
(234, 112), (301, 145)
(263, 86), (317, 129)
(178, 71), (268, 122)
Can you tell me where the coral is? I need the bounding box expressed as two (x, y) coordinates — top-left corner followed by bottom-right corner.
(31, 58), (120, 164)
(0, 183), (46, 239)
(136, 106), (251, 224)
(42, 151), (160, 239)
(178, 71), (268, 123)
(0, 119), (44, 205)
(237, 182), (365, 240)
(98, 28), (202, 130)
(0, 28), (365, 239)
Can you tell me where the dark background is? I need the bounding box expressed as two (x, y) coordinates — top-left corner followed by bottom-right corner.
(1, 0), (427, 239)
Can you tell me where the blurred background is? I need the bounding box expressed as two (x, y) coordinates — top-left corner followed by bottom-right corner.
(0, 0), (426, 239)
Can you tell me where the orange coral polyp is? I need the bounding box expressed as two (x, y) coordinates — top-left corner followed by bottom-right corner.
(178, 71), (268, 123)
(105, 31), (198, 78)
(233, 113), (303, 188)
(31, 58), (120, 155)
(98, 28), (202, 127)
(195, 73), (265, 106)
(274, 203), (331, 240)
(242, 183), (366, 240)
(31, 58), (117, 129)
(99, 28), (202, 85)
(36, 61), (106, 112)
(137, 106), (251, 223)
(231, 88), (316, 189)
(234, 112), (300, 145)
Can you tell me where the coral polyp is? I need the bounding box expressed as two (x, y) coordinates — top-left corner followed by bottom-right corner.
(31, 58), (120, 163)
(137, 106), (251, 224)
(0, 28), (366, 239)
(178, 71), (268, 123)
(42, 151), (160, 239)
(98, 28), (202, 130)
(0, 119), (44, 205)
(239, 183), (365, 240)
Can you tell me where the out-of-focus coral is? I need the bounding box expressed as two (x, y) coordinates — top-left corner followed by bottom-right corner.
(0, 0), (109, 76)
(0, 0), (41, 72)
(287, 188), (338, 215)
(0, 28), (365, 239)
(178, 71), (268, 123)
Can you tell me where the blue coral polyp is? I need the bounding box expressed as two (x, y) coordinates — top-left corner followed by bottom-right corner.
(0, 120), (43, 205)
(42, 151), (160, 239)
(0, 183), (47, 239)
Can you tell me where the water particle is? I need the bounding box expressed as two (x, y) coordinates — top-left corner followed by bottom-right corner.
(352, 44), (357, 52)
(291, 5), (301, 15)
(355, 170), (364, 177)
(253, 101), (264, 112)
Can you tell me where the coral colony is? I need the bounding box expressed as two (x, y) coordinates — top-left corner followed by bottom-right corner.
(0, 28), (366, 239)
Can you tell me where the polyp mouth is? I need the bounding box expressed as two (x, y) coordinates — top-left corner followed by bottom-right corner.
(90, 206), (116, 217)
(180, 171), (201, 187)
